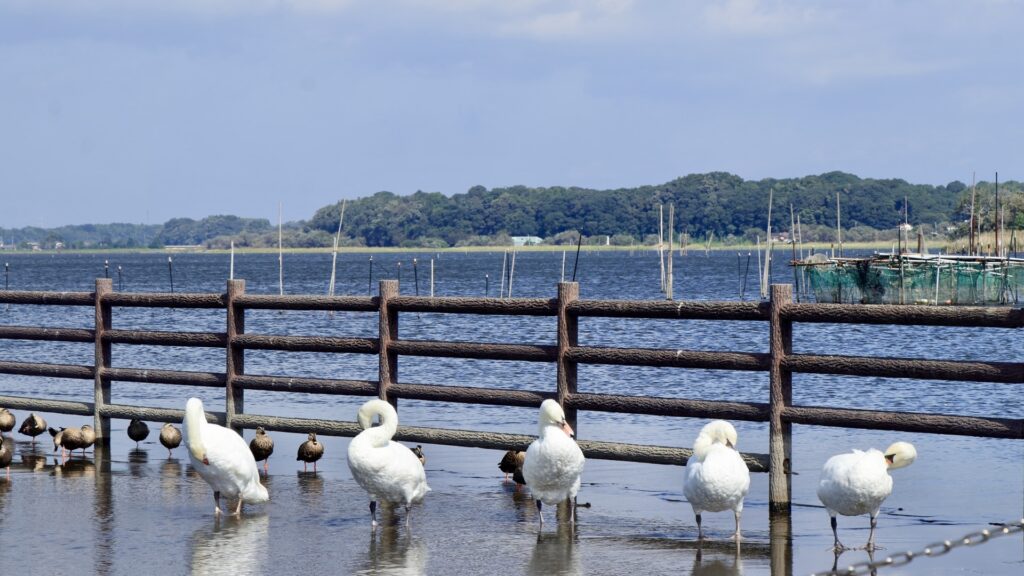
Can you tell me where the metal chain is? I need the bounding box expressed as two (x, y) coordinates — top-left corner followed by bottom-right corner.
(811, 518), (1024, 576)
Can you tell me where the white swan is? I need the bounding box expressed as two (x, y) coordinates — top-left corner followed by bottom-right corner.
(346, 399), (430, 528)
(817, 441), (917, 551)
(183, 397), (269, 515)
(682, 420), (750, 540)
(522, 399), (585, 525)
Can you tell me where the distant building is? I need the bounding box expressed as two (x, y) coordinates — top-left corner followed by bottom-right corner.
(511, 236), (543, 247)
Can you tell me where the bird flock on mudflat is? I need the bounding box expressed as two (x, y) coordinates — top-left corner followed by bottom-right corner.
(0, 401), (917, 547)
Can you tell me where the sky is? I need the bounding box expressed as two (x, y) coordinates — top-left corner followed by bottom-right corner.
(1, 0), (1021, 228)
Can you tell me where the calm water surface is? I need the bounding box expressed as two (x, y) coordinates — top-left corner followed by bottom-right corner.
(0, 249), (1021, 575)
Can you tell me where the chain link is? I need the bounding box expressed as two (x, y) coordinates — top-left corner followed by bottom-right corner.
(811, 519), (1024, 576)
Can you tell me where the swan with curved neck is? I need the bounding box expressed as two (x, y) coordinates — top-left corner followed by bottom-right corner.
(683, 420), (750, 540)
(184, 397), (268, 515)
(346, 399), (430, 528)
(817, 441), (917, 551)
(522, 399), (585, 525)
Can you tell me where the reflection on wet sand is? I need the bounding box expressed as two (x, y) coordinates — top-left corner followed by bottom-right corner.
(527, 521), (579, 576)
(357, 524), (428, 576)
(692, 540), (744, 576)
(190, 514), (270, 576)
(52, 458), (97, 478)
(296, 469), (323, 506)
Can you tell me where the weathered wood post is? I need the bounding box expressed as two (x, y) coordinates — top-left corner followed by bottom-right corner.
(225, 279), (245, 432)
(769, 283), (793, 513)
(378, 279), (399, 407)
(94, 278), (113, 442)
(556, 282), (579, 432)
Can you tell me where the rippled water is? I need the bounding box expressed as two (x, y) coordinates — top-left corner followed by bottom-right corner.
(0, 249), (1021, 575)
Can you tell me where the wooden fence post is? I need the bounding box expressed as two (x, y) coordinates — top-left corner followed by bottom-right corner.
(226, 279), (245, 432)
(378, 279), (399, 406)
(94, 278), (113, 442)
(557, 282), (579, 432)
(769, 283), (793, 514)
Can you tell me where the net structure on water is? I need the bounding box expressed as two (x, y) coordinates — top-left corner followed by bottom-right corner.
(798, 254), (1024, 306)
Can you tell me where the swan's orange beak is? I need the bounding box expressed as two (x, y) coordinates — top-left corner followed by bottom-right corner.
(561, 420), (575, 438)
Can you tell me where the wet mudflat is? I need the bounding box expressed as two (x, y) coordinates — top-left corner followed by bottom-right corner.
(1, 427), (1020, 576)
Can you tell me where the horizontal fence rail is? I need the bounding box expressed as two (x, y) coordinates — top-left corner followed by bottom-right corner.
(0, 278), (1022, 514)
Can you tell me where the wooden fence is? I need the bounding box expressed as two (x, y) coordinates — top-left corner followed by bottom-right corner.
(1, 277), (1022, 514)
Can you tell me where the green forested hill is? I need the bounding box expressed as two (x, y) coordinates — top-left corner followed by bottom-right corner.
(3, 172), (1020, 249)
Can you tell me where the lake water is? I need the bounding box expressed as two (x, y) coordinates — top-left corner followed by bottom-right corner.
(0, 249), (1021, 575)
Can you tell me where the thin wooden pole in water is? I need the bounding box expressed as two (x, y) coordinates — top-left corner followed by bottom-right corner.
(561, 250), (566, 282)
(499, 250), (508, 298)
(666, 204), (674, 300)
(756, 236), (763, 298)
(413, 258), (420, 296)
(658, 204), (665, 293)
(763, 188), (774, 299)
(278, 202), (284, 298)
(835, 191), (842, 257)
(430, 259), (434, 298)
(508, 249), (517, 298)
(117, 265), (123, 291)
(969, 172), (977, 256)
(742, 252), (751, 300)
(790, 203), (799, 302)
(484, 274), (489, 296)
(4, 262), (7, 312)
(571, 234), (582, 282)
(167, 256), (174, 293)
(367, 256), (373, 295)
(328, 199), (347, 303)
(104, 259), (109, 278)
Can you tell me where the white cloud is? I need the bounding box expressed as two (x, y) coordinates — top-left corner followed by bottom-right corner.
(702, 0), (820, 36)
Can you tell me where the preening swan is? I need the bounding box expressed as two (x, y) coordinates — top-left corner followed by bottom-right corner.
(346, 399), (430, 528)
(817, 441), (917, 551)
(522, 399), (585, 525)
(682, 420), (750, 540)
(183, 397), (269, 515)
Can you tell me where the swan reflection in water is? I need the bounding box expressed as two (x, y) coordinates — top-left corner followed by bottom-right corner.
(190, 514), (270, 576)
(355, 516), (428, 576)
(527, 517), (580, 576)
(691, 539), (745, 576)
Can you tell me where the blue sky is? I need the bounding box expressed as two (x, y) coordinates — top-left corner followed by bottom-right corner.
(1, 0), (1021, 228)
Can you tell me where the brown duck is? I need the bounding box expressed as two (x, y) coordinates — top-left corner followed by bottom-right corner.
(249, 426), (274, 474)
(409, 444), (426, 466)
(49, 426), (86, 463)
(79, 425), (96, 456)
(0, 408), (15, 434)
(297, 432), (324, 473)
(19, 413), (47, 444)
(498, 450), (526, 485)
(159, 423), (182, 457)
(0, 436), (12, 478)
(127, 419), (150, 448)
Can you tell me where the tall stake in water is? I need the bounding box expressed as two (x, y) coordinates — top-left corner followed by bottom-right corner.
(484, 274), (489, 296)
(762, 189), (774, 299)
(508, 250), (517, 298)
(968, 172), (977, 256)
(755, 236), (763, 298)
(278, 202), (284, 298)
(104, 259), (109, 278)
(413, 258), (420, 296)
(658, 204), (665, 293)
(561, 251), (566, 282)
(167, 256), (174, 294)
(117, 265), (123, 291)
(666, 204), (674, 300)
(571, 233), (583, 282)
(836, 191), (842, 257)
(430, 259), (434, 298)
(328, 199), (347, 302)
(790, 203), (799, 302)
(367, 256), (373, 295)
(4, 262), (8, 311)
(499, 250), (508, 298)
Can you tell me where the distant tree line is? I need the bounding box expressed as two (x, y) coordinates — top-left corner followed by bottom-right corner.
(2, 172), (1020, 250)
